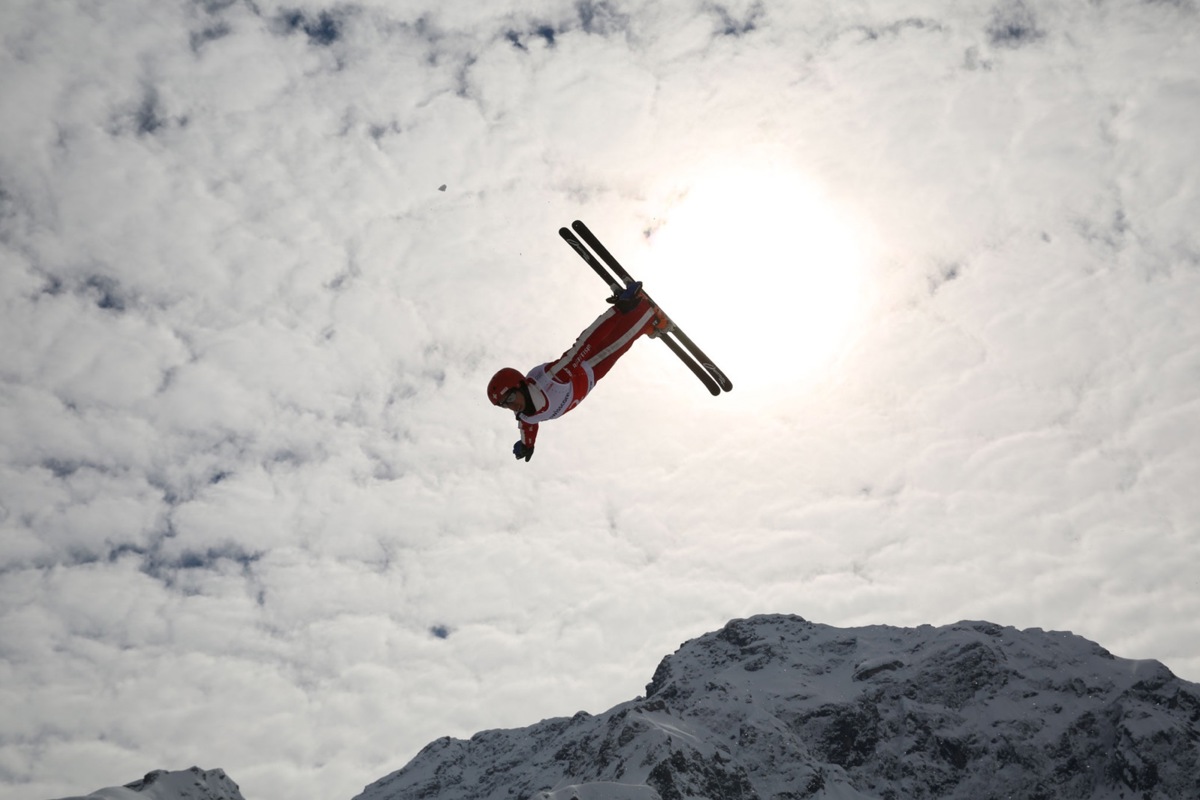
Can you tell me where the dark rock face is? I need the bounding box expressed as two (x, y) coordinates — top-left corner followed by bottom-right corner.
(356, 616), (1200, 800)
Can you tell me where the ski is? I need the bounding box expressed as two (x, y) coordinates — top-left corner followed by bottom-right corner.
(559, 226), (719, 395)
(656, 332), (722, 396)
(558, 227), (623, 297)
(558, 225), (729, 396)
(570, 220), (733, 393)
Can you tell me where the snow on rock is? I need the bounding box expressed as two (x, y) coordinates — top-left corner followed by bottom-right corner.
(356, 615), (1200, 800)
(52, 767), (245, 800)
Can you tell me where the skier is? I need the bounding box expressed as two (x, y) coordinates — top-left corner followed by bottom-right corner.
(487, 281), (668, 462)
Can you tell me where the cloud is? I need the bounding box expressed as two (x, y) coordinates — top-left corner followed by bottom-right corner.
(985, 0), (1044, 49)
(2, 1), (1200, 799)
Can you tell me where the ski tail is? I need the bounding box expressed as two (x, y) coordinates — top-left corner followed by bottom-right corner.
(658, 330), (721, 395)
(660, 322), (732, 392)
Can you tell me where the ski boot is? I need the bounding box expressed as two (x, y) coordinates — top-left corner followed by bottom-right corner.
(648, 307), (672, 339)
(608, 280), (644, 313)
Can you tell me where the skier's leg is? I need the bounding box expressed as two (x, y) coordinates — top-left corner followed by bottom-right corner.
(583, 298), (657, 383)
(546, 298), (657, 397)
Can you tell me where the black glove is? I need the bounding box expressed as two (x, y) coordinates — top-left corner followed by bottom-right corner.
(513, 441), (534, 462)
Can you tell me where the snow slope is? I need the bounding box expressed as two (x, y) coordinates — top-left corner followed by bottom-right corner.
(356, 615), (1200, 800)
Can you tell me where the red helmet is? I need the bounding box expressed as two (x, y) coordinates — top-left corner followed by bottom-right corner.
(487, 367), (526, 406)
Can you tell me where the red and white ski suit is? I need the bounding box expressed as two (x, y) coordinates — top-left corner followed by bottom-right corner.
(515, 297), (659, 449)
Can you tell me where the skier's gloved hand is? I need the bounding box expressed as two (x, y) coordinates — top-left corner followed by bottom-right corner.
(513, 441), (534, 462)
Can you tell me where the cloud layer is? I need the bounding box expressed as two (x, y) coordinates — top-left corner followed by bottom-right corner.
(2, 1), (1198, 799)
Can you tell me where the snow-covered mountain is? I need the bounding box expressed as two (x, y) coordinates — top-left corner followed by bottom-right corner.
(52, 617), (1200, 800)
(356, 615), (1200, 800)
(53, 767), (245, 800)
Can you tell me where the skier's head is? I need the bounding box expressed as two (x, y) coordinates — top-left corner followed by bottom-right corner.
(487, 367), (527, 410)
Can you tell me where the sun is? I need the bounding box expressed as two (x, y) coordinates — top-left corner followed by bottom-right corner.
(644, 166), (868, 393)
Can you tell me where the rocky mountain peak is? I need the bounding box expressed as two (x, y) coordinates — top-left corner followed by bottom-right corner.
(54, 767), (245, 800)
(357, 614), (1200, 800)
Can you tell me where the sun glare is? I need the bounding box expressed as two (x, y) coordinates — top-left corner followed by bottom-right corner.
(645, 167), (868, 393)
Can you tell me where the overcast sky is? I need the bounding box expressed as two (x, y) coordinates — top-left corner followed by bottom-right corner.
(2, 1), (1198, 799)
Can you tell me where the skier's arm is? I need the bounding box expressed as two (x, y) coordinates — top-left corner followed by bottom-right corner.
(519, 419), (538, 448)
(513, 418), (537, 462)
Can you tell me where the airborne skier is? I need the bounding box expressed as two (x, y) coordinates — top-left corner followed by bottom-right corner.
(487, 282), (668, 462)
(488, 222), (730, 463)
